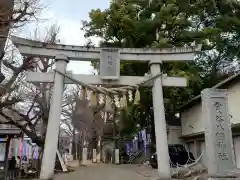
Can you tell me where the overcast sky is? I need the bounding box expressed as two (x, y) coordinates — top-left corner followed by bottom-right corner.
(17, 0), (110, 74)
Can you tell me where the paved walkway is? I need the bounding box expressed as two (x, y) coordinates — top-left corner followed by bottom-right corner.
(55, 163), (158, 180)
(118, 164), (159, 179)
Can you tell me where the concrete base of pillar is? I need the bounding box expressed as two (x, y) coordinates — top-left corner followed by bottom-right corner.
(115, 149), (119, 164)
(82, 148), (88, 165)
(93, 149), (97, 163)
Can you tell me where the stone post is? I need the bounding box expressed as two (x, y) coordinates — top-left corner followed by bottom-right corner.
(40, 54), (69, 179)
(93, 149), (97, 163)
(115, 149), (119, 164)
(82, 147), (88, 165)
(201, 89), (236, 175)
(150, 62), (171, 179)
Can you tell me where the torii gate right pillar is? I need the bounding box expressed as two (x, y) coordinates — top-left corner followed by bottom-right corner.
(150, 62), (171, 178)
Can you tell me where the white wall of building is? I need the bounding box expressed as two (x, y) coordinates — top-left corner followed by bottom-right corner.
(233, 137), (240, 168)
(180, 80), (240, 167)
(226, 82), (240, 125)
(181, 82), (240, 136)
(181, 103), (203, 136)
(199, 140), (207, 167)
(167, 126), (182, 144)
(190, 137), (240, 168)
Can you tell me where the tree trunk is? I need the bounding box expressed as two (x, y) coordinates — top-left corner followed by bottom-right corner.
(19, 124), (44, 147)
(150, 118), (156, 154)
(0, 0), (13, 59)
(72, 127), (76, 160)
(92, 131), (97, 154)
(112, 106), (118, 163)
(40, 118), (48, 138)
(4, 138), (10, 180)
(37, 147), (43, 176)
(0, 111), (44, 148)
(99, 137), (103, 162)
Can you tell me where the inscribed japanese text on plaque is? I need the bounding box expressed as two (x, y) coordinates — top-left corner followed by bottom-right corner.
(201, 89), (235, 174)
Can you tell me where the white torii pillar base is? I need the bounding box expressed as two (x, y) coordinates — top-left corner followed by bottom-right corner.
(82, 147), (88, 165)
(150, 62), (171, 179)
(40, 54), (69, 180)
(115, 149), (120, 164)
(93, 149), (97, 163)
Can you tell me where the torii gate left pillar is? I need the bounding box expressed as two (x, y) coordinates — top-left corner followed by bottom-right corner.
(150, 62), (171, 178)
(40, 54), (69, 179)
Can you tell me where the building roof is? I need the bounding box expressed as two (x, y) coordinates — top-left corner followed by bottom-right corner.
(0, 128), (21, 138)
(179, 72), (240, 112)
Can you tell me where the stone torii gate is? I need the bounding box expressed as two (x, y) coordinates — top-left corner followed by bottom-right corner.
(12, 36), (201, 179)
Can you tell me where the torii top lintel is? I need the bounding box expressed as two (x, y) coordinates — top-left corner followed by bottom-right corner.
(11, 36), (201, 62)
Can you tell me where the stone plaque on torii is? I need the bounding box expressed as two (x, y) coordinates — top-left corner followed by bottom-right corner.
(12, 36), (201, 179)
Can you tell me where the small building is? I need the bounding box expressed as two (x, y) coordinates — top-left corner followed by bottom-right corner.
(166, 114), (182, 145)
(0, 124), (21, 179)
(179, 72), (240, 167)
